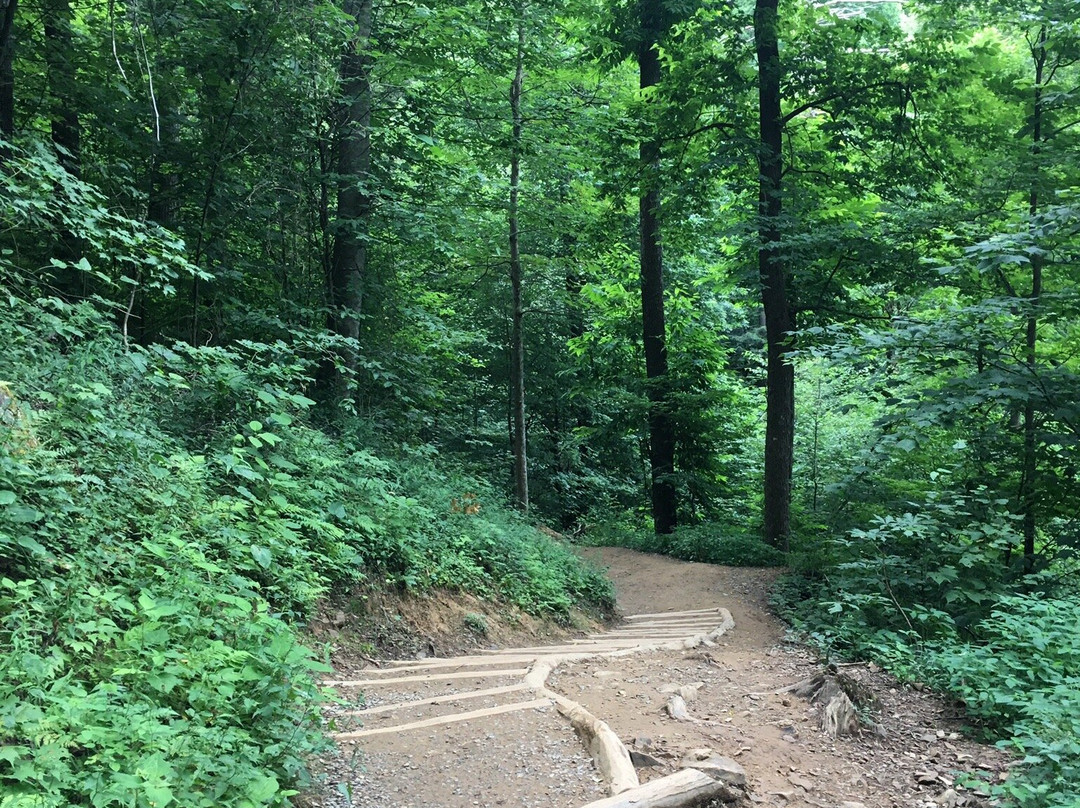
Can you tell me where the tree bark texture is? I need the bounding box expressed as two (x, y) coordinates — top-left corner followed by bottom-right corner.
(330, 0), (372, 382)
(509, 12), (528, 511)
(1021, 26), (1046, 574)
(0, 0), (15, 146)
(756, 0), (793, 551)
(639, 1), (677, 536)
(43, 0), (84, 299)
(44, 0), (79, 176)
(148, 104), (180, 230)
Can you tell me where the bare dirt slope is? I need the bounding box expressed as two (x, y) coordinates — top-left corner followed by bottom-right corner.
(309, 547), (1008, 808)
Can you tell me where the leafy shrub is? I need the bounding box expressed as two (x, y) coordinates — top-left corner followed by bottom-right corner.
(0, 144), (615, 804)
(0, 553), (328, 808)
(588, 519), (786, 568)
(664, 524), (787, 567)
(0, 289), (614, 806)
(775, 484), (1023, 661)
(320, 456), (617, 616)
(776, 476), (1080, 808)
(931, 596), (1080, 808)
(464, 612), (488, 635)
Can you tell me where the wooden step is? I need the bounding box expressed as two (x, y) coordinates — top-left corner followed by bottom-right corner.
(333, 698), (554, 740)
(342, 683), (530, 716)
(326, 668), (529, 688)
(624, 608), (723, 621)
(364, 654), (542, 672)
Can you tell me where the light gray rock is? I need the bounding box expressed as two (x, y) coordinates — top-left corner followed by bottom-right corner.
(938, 789), (959, 808)
(665, 694), (692, 721)
(680, 749), (747, 788)
(659, 681), (705, 702)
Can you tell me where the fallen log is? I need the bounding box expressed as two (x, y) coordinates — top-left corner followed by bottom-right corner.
(556, 698), (640, 795)
(577, 768), (739, 808)
(523, 609), (736, 795)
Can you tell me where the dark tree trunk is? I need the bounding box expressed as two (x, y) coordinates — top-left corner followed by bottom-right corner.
(44, 0), (79, 176)
(756, 0), (793, 552)
(509, 13), (528, 512)
(0, 0), (15, 150)
(639, 1), (677, 536)
(329, 0), (372, 388)
(562, 265), (592, 529)
(43, 0), (83, 298)
(1021, 26), (1046, 575)
(317, 131), (333, 293)
(148, 111), (180, 229)
(144, 92), (178, 344)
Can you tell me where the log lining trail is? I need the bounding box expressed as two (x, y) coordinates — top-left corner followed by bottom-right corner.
(328, 606), (739, 806)
(309, 547), (1010, 808)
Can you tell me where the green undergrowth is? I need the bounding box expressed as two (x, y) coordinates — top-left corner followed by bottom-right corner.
(933, 596), (1080, 808)
(0, 292), (612, 808)
(587, 517), (787, 567)
(773, 499), (1080, 808)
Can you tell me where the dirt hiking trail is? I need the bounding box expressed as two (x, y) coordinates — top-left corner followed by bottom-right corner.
(309, 547), (1009, 808)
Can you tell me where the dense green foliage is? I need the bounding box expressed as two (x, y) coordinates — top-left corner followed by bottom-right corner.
(0, 298), (613, 806)
(0, 143), (612, 806)
(0, 295), (331, 807)
(4, 0), (1080, 805)
(935, 597), (1080, 808)
(776, 530), (1080, 807)
(589, 519), (786, 568)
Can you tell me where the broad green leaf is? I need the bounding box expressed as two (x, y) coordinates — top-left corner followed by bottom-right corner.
(4, 505), (43, 524)
(250, 544), (272, 569)
(245, 774), (279, 803)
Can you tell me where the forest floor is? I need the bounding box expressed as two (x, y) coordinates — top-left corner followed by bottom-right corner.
(305, 547), (1010, 808)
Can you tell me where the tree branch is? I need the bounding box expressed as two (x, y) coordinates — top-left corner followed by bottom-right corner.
(782, 81), (909, 125)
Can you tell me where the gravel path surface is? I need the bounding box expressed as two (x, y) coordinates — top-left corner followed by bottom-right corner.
(303, 547), (1010, 808)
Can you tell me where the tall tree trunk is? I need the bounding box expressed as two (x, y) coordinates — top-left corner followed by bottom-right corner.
(1021, 26), (1046, 575)
(43, 0), (82, 298)
(0, 0), (15, 151)
(145, 90), (178, 344)
(508, 11), (528, 511)
(44, 0), (79, 176)
(562, 264), (591, 529)
(148, 106), (179, 229)
(329, 0), (372, 390)
(755, 0), (793, 552)
(317, 130), (333, 293)
(639, 1), (677, 536)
